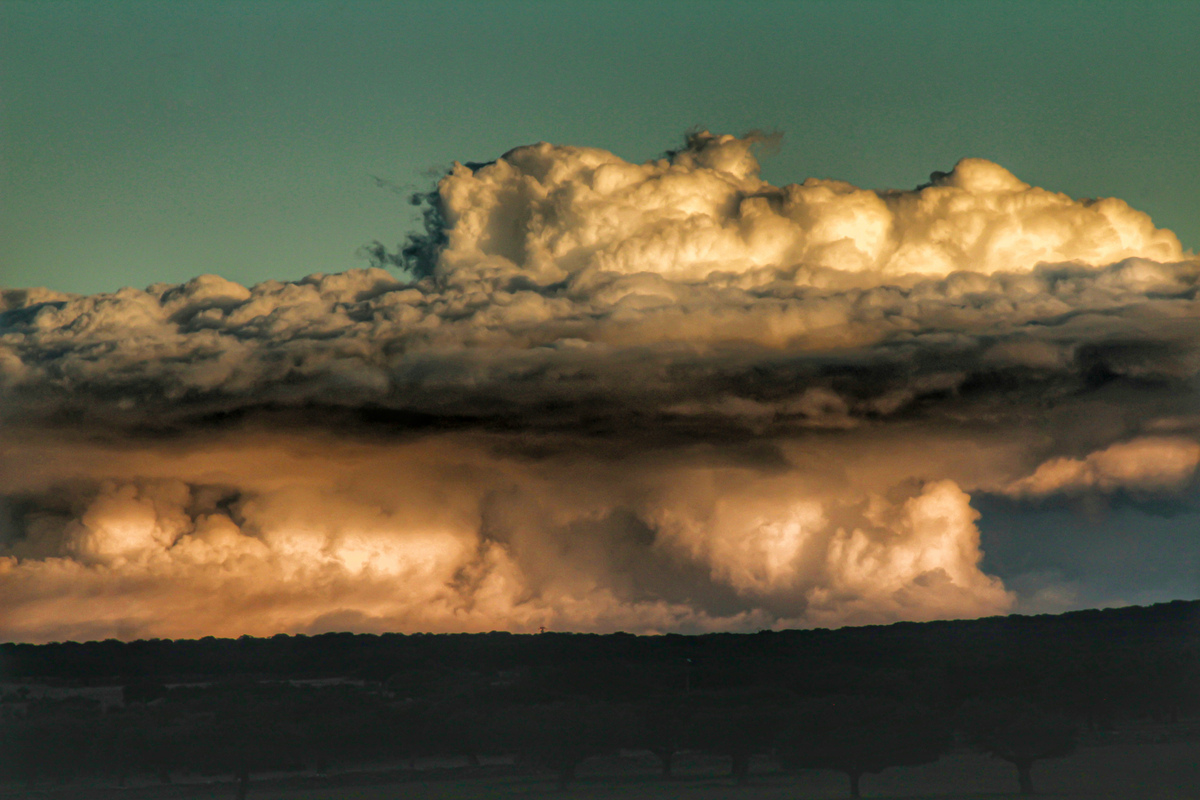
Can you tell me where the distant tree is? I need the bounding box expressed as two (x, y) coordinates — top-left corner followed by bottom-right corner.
(957, 697), (1077, 795)
(1129, 650), (1198, 724)
(293, 692), (381, 773)
(183, 687), (305, 800)
(688, 689), (793, 785)
(92, 710), (151, 786)
(508, 700), (630, 789)
(631, 698), (691, 778)
(90, 697), (184, 786)
(436, 702), (503, 767)
(1, 698), (101, 787)
(776, 695), (951, 798)
(379, 700), (438, 770)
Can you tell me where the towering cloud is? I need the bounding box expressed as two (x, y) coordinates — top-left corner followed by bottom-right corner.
(433, 132), (1180, 285)
(1, 133), (1196, 642)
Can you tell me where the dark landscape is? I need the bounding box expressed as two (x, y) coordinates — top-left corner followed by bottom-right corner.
(4, 601), (1198, 799)
(4, 5), (1200, 799)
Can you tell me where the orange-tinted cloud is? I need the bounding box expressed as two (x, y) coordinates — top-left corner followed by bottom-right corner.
(1, 133), (1196, 642)
(1007, 437), (1200, 497)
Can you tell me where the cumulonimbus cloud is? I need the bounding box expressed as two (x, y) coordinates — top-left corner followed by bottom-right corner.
(1, 132), (1197, 642)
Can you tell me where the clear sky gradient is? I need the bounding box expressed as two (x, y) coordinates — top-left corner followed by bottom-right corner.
(3, 0), (1197, 295)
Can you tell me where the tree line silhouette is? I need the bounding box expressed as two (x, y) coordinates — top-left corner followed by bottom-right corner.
(1, 600), (1196, 797)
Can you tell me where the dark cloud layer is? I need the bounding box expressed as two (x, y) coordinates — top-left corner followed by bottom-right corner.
(1, 133), (1197, 642)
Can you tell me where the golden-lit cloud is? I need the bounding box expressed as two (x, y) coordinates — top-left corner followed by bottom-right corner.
(435, 133), (1180, 285)
(1006, 437), (1200, 497)
(1, 133), (1197, 642)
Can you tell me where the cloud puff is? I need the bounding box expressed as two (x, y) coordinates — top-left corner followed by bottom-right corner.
(431, 131), (1182, 285)
(1, 132), (1197, 642)
(1007, 437), (1200, 497)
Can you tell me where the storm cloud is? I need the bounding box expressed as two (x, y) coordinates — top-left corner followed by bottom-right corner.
(2, 133), (1197, 642)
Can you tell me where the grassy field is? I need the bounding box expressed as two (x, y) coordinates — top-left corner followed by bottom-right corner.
(6, 739), (1200, 800)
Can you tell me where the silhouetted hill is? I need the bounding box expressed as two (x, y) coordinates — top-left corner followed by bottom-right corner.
(3, 600), (1197, 701)
(3, 602), (1197, 795)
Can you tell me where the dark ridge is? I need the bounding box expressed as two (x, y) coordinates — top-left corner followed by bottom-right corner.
(3, 600), (1196, 686)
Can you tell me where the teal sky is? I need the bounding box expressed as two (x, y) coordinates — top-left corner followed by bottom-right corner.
(3, 0), (1197, 296)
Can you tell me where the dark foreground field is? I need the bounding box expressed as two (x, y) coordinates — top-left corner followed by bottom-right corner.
(6, 735), (1200, 800)
(5, 603), (1199, 800)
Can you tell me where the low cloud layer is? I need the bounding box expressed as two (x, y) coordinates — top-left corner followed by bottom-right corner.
(2, 133), (1197, 642)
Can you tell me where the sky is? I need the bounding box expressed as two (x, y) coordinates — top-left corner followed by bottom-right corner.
(1, 1), (1199, 643)
(3, 0), (1197, 295)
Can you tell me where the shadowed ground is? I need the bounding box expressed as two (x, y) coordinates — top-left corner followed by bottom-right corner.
(4, 738), (1198, 800)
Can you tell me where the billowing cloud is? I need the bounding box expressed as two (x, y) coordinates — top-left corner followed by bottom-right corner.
(1006, 437), (1200, 497)
(432, 132), (1181, 285)
(1, 132), (1197, 642)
